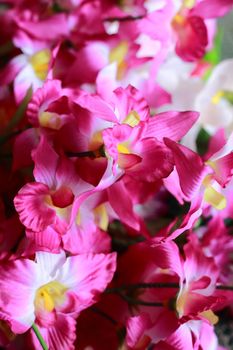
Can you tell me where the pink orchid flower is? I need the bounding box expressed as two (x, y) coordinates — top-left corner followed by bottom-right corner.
(0, 250), (116, 348)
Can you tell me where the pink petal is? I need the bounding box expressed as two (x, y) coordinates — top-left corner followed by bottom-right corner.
(113, 85), (150, 123)
(149, 240), (183, 277)
(183, 238), (219, 293)
(70, 158), (123, 224)
(142, 81), (172, 109)
(62, 225), (111, 254)
(210, 153), (233, 187)
(74, 92), (118, 122)
(16, 14), (69, 40)
(118, 153), (142, 169)
(164, 138), (208, 201)
(31, 315), (76, 350)
(191, 276), (211, 290)
(57, 253), (117, 313)
(65, 45), (107, 85)
(0, 259), (37, 333)
(184, 293), (222, 316)
(128, 138), (174, 182)
(14, 182), (56, 232)
(163, 169), (186, 204)
(203, 128), (226, 161)
(157, 323), (194, 350)
(175, 16), (208, 62)
(26, 227), (61, 253)
(191, 0), (233, 18)
(27, 79), (62, 126)
(160, 197), (203, 241)
(55, 156), (90, 196)
(143, 111), (199, 141)
(126, 313), (152, 348)
(108, 181), (141, 231)
(32, 136), (58, 188)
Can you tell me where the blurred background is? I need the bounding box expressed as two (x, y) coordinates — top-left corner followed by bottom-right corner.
(215, 11), (233, 350)
(220, 11), (233, 58)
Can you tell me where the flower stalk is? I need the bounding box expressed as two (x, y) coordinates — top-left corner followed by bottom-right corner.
(31, 323), (49, 350)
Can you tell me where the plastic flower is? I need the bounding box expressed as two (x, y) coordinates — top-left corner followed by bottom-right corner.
(0, 250), (116, 335)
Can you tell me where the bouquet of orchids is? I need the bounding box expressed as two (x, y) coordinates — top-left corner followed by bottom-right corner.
(0, 0), (233, 349)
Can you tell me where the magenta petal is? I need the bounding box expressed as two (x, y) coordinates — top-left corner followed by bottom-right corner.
(184, 293), (221, 315)
(126, 313), (152, 348)
(27, 79), (62, 126)
(31, 315), (76, 350)
(74, 92), (117, 122)
(15, 14), (69, 40)
(128, 138), (174, 182)
(58, 253), (117, 313)
(163, 169), (185, 204)
(157, 323), (194, 350)
(118, 153), (142, 169)
(150, 240), (183, 277)
(165, 198), (203, 241)
(203, 128), (226, 161)
(191, 276), (211, 290)
(108, 181), (141, 231)
(211, 153), (233, 187)
(191, 0), (233, 19)
(113, 85), (150, 123)
(164, 138), (208, 201)
(175, 16), (208, 62)
(62, 225), (111, 254)
(32, 136), (58, 188)
(14, 182), (56, 232)
(26, 226), (61, 253)
(0, 259), (37, 333)
(143, 111), (199, 141)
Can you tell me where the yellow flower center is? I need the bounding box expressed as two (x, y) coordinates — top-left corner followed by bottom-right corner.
(30, 49), (51, 80)
(199, 310), (219, 325)
(176, 288), (188, 316)
(109, 41), (128, 80)
(89, 130), (103, 151)
(211, 90), (233, 105)
(34, 281), (67, 313)
(183, 0), (195, 9)
(94, 203), (109, 231)
(117, 141), (131, 154)
(39, 111), (62, 130)
(202, 175), (226, 210)
(123, 110), (140, 127)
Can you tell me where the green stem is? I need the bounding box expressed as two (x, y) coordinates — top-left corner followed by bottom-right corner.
(104, 15), (143, 22)
(106, 282), (233, 293)
(216, 285), (233, 291)
(66, 150), (96, 158)
(106, 282), (233, 308)
(106, 282), (179, 294)
(31, 323), (49, 350)
(66, 145), (106, 158)
(119, 293), (163, 307)
(91, 306), (118, 325)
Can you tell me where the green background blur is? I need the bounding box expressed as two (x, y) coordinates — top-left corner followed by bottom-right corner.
(220, 11), (233, 58)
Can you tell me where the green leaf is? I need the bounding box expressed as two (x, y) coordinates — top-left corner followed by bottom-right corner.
(204, 28), (223, 66)
(196, 127), (211, 156)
